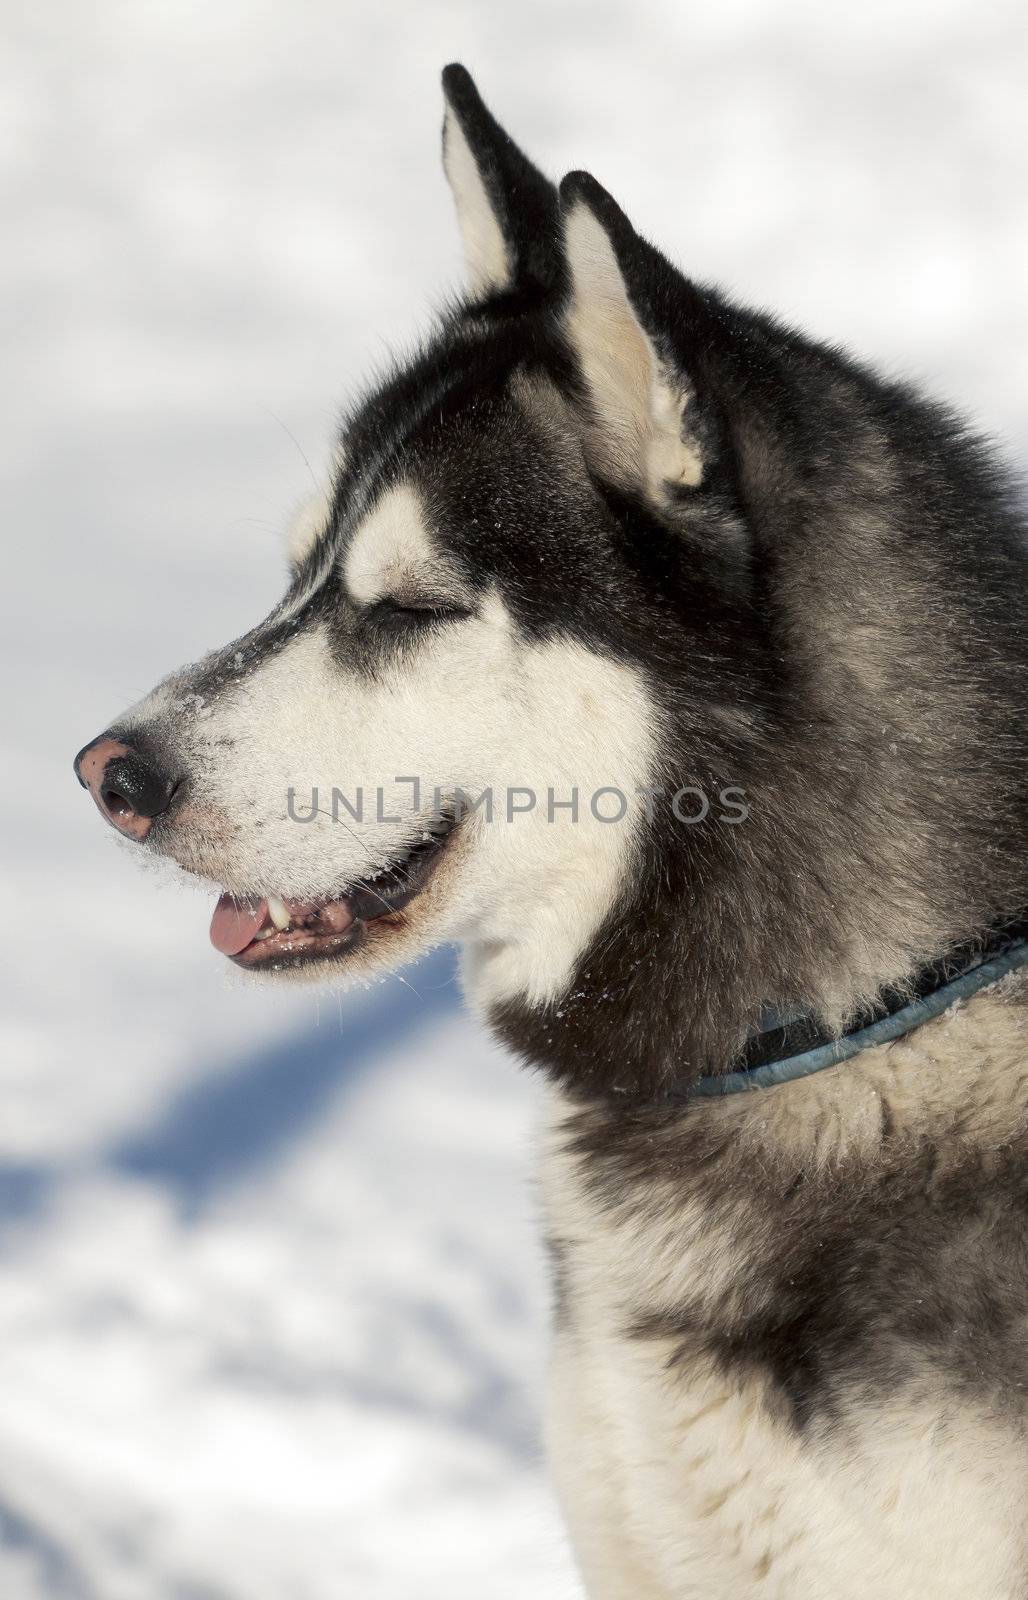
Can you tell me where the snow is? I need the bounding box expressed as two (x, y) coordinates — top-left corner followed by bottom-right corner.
(0, 995), (571, 1599)
(0, 0), (1025, 1594)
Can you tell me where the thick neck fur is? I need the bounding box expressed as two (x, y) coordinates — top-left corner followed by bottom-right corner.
(491, 285), (1028, 1100)
(542, 967), (1028, 1430)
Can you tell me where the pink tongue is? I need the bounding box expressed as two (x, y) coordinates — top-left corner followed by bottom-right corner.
(210, 895), (268, 955)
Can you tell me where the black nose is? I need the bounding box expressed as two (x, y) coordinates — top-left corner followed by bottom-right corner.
(74, 735), (177, 841)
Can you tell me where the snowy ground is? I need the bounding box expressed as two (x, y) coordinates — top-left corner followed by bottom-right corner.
(1, 1), (1025, 1595)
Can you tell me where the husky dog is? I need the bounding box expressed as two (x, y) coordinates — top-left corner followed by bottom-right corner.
(75, 65), (1027, 1599)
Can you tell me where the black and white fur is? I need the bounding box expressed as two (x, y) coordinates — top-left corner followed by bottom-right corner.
(80, 67), (1028, 1598)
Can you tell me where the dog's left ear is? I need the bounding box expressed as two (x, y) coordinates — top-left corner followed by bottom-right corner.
(559, 171), (706, 503)
(441, 64), (560, 297)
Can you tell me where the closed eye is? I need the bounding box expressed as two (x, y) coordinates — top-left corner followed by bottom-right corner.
(364, 597), (474, 632)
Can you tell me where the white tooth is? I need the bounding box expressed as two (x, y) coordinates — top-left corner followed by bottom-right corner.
(267, 896), (291, 931)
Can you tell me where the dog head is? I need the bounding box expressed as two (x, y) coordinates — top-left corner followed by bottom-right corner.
(76, 67), (1027, 1093)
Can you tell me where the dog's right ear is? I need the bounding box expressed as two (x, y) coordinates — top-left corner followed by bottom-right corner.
(558, 171), (708, 505)
(441, 64), (560, 298)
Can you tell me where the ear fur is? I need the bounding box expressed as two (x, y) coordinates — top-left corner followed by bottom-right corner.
(559, 170), (705, 501)
(441, 64), (560, 297)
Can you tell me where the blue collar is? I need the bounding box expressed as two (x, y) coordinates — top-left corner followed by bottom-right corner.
(691, 927), (1028, 1099)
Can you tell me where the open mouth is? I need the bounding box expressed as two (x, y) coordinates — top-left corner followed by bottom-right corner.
(209, 810), (460, 970)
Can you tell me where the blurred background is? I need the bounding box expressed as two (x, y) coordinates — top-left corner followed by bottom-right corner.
(2, 0), (1026, 1595)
